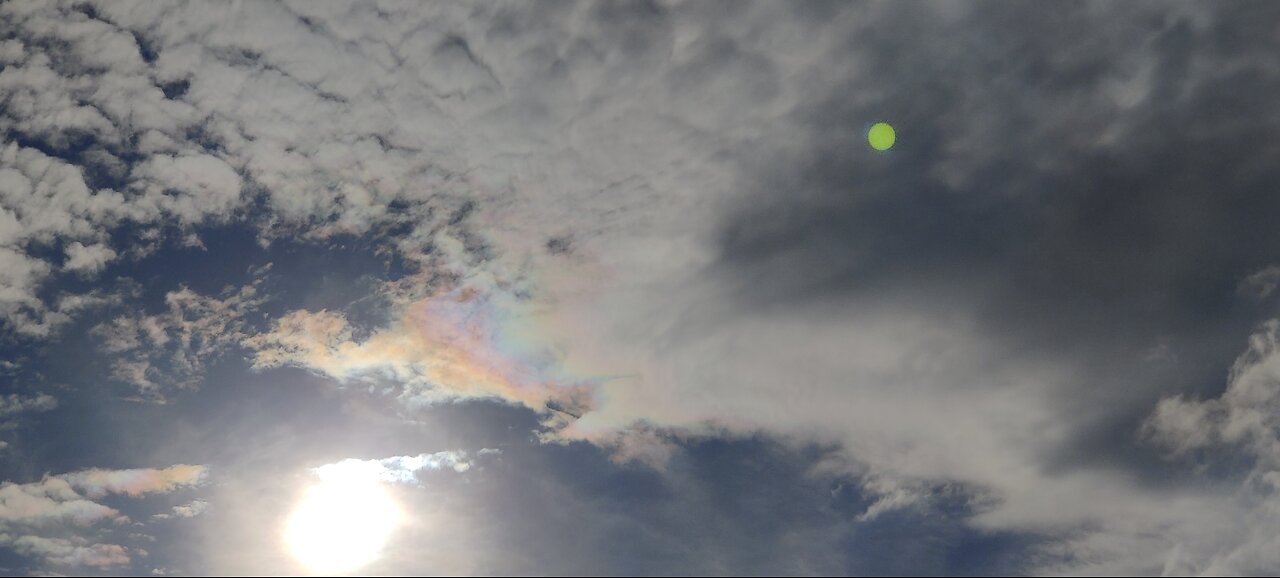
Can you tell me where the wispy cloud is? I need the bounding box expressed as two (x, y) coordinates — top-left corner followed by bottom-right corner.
(245, 289), (591, 416)
(94, 275), (268, 398)
(151, 499), (209, 521)
(312, 450), (498, 486)
(0, 393), (56, 418)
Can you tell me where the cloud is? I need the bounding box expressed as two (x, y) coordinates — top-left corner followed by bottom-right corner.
(94, 276), (268, 398)
(0, 465), (207, 527)
(171, 2), (1269, 572)
(311, 450), (496, 486)
(0, 464), (207, 570)
(0, 393), (57, 451)
(1147, 320), (1280, 459)
(3, 0), (1280, 573)
(224, 2), (1280, 573)
(4, 535), (130, 568)
(130, 154), (243, 224)
(245, 289), (590, 414)
(0, 477), (120, 527)
(0, 393), (57, 418)
(1240, 265), (1280, 301)
(152, 499), (209, 521)
(61, 242), (117, 274)
(1138, 320), (1280, 575)
(60, 465), (207, 498)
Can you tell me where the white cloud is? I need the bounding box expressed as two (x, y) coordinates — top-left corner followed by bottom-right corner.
(312, 450), (496, 486)
(62, 242), (117, 274)
(1139, 320), (1280, 574)
(60, 465), (207, 498)
(0, 1), (1267, 573)
(0, 477), (119, 527)
(152, 499), (209, 521)
(0, 393), (56, 417)
(244, 291), (590, 413)
(66, 1), (1194, 571)
(4, 535), (130, 568)
(129, 154), (243, 224)
(0, 465), (207, 570)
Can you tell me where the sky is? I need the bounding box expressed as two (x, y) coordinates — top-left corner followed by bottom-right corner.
(2, 0), (1280, 575)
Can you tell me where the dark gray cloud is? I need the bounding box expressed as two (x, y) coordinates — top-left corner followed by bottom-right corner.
(715, 0), (1280, 470)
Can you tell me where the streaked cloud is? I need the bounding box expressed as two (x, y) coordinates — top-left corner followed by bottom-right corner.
(3, 535), (131, 568)
(60, 465), (207, 498)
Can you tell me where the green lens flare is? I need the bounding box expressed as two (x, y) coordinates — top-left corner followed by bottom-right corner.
(868, 122), (896, 151)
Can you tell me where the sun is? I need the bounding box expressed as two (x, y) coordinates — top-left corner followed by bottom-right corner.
(284, 473), (402, 575)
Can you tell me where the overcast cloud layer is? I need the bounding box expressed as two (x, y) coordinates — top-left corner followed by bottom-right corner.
(3, 0), (1280, 575)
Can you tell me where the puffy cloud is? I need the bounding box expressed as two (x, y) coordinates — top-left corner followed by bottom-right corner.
(1146, 320), (1280, 462)
(0, 465), (207, 570)
(61, 242), (117, 274)
(0, 477), (120, 527)
(0, 465), (207, 527)
(0, 0), (249, 336)
(129, 154), (244, 224)
(1136, 320), (1280, 574)
(0, 0), (501, 338)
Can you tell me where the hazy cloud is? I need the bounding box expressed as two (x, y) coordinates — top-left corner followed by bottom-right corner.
(312, 450), (497, 485)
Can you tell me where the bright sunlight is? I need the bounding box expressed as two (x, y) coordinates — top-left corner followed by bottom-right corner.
(284, 469), (402, 575)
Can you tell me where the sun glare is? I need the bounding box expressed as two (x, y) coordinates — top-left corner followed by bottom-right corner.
(284, 473), (402, 575)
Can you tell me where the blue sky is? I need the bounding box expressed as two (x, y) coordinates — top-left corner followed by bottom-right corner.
(3, 1), (1280, 575)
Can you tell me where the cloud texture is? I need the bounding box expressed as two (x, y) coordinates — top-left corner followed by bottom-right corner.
(3, 0), (1280, 574)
